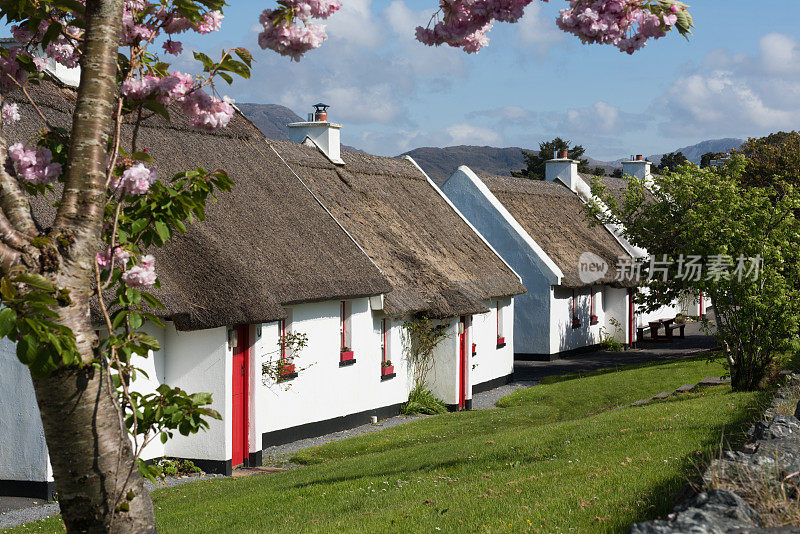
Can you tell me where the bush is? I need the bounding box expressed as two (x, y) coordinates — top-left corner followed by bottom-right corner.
(401, 386), (447, 415)
(158, 458), (203, 477)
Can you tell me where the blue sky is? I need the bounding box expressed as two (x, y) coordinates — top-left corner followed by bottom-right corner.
(132, 1), (800, 159)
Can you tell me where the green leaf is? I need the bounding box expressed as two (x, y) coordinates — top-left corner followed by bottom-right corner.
(132, 151), (155, 163)
(0, 308), (17, 338)
(14, 273), (55, 292)
(154, 220), (171, 244)
(129, 312), (143, 330)
(16, 335), (38, 366)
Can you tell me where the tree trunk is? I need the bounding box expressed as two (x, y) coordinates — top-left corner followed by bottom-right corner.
(23, 0), (159, 531)
(32, 365), (156, 533)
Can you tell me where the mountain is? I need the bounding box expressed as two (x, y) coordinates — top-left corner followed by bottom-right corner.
(237, 102), (362, 152)
(645, 138), (745, 166)
(400, 146), (614, 185)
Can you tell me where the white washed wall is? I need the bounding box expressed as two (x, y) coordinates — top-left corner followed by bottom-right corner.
(442, 167), (560, 355)
(254, 298), (411, 441)
(162, 324), (229, 462)
(470, 299), (514, 386)
(0, 338), (49, 483)
(129, 323), (167, 461)
(604, 287), (631, 344)
(427, 320), (462, 406)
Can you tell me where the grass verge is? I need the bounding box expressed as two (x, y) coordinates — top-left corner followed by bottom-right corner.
(7, 355), (770, 533)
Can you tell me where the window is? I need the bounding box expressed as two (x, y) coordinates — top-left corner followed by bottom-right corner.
(590, 287), (599, 324)
(496, 300), (506, 348)
(278, 311), (297, 380)
(340, 301), (355, 365)
(381, 317), (391, 363)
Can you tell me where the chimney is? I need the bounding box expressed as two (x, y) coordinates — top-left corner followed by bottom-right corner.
(621, 153), (652, 183)
(545, 151), (580, 192)
(287, 103), (344, 165)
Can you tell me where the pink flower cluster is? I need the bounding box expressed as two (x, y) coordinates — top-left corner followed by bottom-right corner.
(7, 142), (62, 184)
(415, 0), (533, 53)
(122, 0), (224, 48)
(120, 72), (234, 131)
(97, 247), (131, 270)
(122, 254), (157, 288)
(2, 103), (20, 124)
(556, 0), (681, 54)
(258, 0), (341, 61)
(0, 47), (28, 91)
(111, 163), (157, 196)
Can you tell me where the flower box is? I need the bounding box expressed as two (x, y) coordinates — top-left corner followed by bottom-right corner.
(279, 363), (295, 375)
(340, 350), (354, 362)
(472, 343), (477, 356)
(381, 365), (394, 376)
(590, 315), (599, 325)
(572, 317), (581, 329)
(496, 337), (506, 349)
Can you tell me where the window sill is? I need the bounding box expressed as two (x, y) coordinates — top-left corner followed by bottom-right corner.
(380, 373), (396, 381)
(339, 359), (356, 367)
(277, 372), (298, 382)
(590, 320), (599, 326)
(496, 343), (506, 349)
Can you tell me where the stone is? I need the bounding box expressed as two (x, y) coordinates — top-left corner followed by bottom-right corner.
(676, 384), (697, 393)
(653, 391), (673, 400)
(698, 377), (732, 387)
(631, 399), (651, 406)
(629, 490), (760, 534)
(795, 400), (800, 420)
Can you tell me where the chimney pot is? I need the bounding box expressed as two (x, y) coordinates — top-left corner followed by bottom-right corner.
(313, 102), (330, 122)
(559, 149), (569, 159)
(635, 154), (643, 161)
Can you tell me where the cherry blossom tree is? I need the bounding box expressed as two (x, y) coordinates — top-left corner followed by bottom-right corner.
(0, 1), (694, 532)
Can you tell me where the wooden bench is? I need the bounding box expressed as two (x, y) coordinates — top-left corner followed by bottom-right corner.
(648, 321), (663, 341)
(665, 323), (686, 340)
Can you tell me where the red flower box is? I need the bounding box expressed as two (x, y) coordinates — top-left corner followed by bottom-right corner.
(472, 342), (477, 356)
(496, 336), (506, 348)
(572, 317), (581, 329)
(381, 365), (395, 376)
(340, 350), (354, 362)
(590, 315), (599, 325)
(279, 363), (295, 375)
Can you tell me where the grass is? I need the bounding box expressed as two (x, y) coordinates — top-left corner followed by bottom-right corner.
(7, 355), (771, 534)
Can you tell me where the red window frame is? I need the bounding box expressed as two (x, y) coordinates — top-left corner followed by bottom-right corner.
(381, 318), (388, 363)
(496, 300), (501, 338)
(340, 301), (346, 349)
(572, 289), (577, 318)
(279, 318), (287, 362)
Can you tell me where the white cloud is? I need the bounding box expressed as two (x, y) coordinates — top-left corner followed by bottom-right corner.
(446, 124), (502, 145)
(515, 3), (564, 57)
(656, 33), (800, 138)
(326, 0), (384, 48)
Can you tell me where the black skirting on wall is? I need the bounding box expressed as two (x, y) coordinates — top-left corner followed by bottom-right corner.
(472, 373), (514, 395)
(515, 344), (602, 362)
(0, 479), (57, 501)
(169, 458), (232, 477)
(262, 402), (404, 449)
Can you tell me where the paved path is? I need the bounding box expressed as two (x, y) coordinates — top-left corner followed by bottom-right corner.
(514, 318), (718, 382)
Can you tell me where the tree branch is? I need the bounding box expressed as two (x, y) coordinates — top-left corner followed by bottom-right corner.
(0, 94), (38, 238)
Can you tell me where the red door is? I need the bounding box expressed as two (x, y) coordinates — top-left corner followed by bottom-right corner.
(458, 316), (467, 410)
(232, 325), (249, 467)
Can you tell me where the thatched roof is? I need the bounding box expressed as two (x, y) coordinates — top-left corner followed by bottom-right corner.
(269, 140), (526, 318)
(4, 81), (391, 330)
(479, 174), (634, 288)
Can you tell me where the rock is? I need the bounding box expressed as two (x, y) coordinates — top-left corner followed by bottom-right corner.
(653, 391), (673, 400)
(753, 437), (800, 474)
(676, 384), (697, 393)
(631, 399), (651, 406)
(795, 400), (800, 420)
(699, 377), (732, 386)
(766, 416), (800, 440)
(629, 490), (760, 534)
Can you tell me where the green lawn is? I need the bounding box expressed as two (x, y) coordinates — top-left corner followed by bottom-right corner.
(7, 355), (770, 534)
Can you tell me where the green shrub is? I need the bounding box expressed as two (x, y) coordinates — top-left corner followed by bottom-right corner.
(158, 458), (203, 477)
(400, 386), (447, 415)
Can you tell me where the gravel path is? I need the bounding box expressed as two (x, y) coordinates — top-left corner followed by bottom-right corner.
(0, 474), (224, 530)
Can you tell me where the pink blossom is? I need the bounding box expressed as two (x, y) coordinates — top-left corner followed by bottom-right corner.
(2, 103), (20, 124)
(97, 247), (131, 270)
(122, 255), (157, 288)
(163, 39), (183, 55)
(181, 92), (235, 131)
(8, 143), (62, 184)
(196, 10), (224, 34)
(258, 10), (329, 61)
(32, 57), (48, 72)
(112, 163), (157, 195)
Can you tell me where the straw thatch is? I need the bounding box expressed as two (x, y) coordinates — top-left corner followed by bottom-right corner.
(479, 174), (634, 288)
(4, 81), (391, 330)
(268, 140), (526, 318)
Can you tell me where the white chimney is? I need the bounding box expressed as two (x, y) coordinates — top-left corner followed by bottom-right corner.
(621, 154), (652, 184)
(287, 103), (344, 165)
(545, 150), (580, 192)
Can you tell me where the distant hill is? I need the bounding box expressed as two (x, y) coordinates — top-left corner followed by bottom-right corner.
(644, 138), (745, 166)
(237, 102), (362, 152)
(400, 146), (614, 185)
